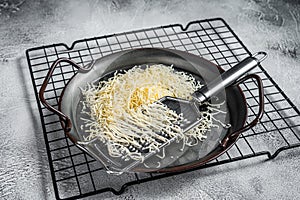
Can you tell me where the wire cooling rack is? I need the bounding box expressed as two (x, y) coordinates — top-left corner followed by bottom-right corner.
(26, 18), (300, 200)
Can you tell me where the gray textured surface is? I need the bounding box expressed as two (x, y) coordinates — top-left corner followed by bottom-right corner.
(0, 0), (300, 199)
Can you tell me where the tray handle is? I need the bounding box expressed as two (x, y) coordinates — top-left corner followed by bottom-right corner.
(220, 73), (264, 147)
(39, 58), (93, 142)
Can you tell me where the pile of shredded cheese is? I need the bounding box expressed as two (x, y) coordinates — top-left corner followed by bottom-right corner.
(81, 64), (220, 161)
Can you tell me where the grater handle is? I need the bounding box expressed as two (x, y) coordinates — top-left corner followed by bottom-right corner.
(192, 52), (267, 103)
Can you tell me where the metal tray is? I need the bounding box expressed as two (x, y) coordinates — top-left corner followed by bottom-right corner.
(39, 48), (263, 173)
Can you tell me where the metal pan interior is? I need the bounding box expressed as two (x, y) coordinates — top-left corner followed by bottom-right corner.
(59, 48), (247, 173)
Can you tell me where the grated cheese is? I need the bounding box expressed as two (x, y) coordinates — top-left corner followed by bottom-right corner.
(81, 64), (223, 162)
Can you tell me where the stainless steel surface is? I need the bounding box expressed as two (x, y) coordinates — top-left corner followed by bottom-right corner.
(1, 0), (300, 199)
(162, 53), (266, 133)
(160, 96), (203, 132)
(193, 52), (267, 103)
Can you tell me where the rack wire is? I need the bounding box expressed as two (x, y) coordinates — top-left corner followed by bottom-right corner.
(26, 18), (300, 200)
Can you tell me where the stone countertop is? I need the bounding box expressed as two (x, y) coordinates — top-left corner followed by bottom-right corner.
(0, 0), (299, 199)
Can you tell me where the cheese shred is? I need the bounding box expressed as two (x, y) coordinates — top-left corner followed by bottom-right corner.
(81, 64), (223, 162)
